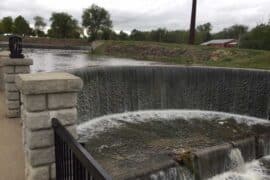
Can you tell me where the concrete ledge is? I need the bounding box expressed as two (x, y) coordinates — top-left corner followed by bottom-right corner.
(193, 143), (232, 180)
(2, 58), (33, 66)
(0, 51), (9, 58)
(16, 72), (83, 95)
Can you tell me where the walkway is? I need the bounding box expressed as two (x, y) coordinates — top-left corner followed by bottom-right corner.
(0, 91), (24, 180)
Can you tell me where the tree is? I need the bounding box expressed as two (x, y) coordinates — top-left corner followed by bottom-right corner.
(0, 21), (3, 34)
(130, 29), (147, 41)
(34, 16), (46, 36)
(150, 28), (167, 42)
(197, 23), (212, 42)
(13, 15), (31, 35)
(197, 23), (212, 32)
(119, 31), (128, 40)
(82, 4), (112, 41)
(48, 12), (80, 38)
(1, 16), (13, 33)
(241, 23), (270, 50)
(213, 24), (248, 39)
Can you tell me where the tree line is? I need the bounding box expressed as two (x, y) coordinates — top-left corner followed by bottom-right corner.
(0, 4), (112, 40)
(0, 4), (269, 50)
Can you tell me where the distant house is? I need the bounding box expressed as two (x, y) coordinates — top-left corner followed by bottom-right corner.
(201, 39), (238, 48)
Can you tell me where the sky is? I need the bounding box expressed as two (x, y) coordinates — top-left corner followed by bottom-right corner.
(0, 0), (269, 33)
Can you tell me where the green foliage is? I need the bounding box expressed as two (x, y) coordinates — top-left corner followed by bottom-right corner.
(241, 23), (270, 50)
(196, 23), (212, 42)
(213, 24), (248, 39)
(33, 16), (46, 36)
(94, 40), (270, 70)
(1, 16), (13, 33)
(13, 15), (31, 35)
(197, 23), (212, 32)
(119, 31), (128, 40)
(130, 29), (147, 41)
(48, 12), (80, 38)
(82, 4), (112, 41)
(34, 16), (46, 30)
(0, 21), (3, 34)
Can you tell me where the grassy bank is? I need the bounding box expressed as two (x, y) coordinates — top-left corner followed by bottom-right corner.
(93, 40), (270, 70)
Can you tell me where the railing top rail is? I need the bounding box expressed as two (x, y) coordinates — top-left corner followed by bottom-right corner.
(52, 118), (112, 180)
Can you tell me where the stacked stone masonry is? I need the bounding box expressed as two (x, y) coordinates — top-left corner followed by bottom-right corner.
(2, 58), (33, 118)
(16, 72), (83, 180)
(0, 51), (10, 91)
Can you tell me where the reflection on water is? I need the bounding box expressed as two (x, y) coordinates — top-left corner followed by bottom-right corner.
(24, 49), (159, 72)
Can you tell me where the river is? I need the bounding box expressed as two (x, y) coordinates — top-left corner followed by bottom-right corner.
(24, 48), (159, 72)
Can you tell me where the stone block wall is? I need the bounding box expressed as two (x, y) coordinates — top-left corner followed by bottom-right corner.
(0, 61), (3, 91)
(0, 51), (9, 91)
(2, 58), (33, 118)
(16, 72), (83, 180)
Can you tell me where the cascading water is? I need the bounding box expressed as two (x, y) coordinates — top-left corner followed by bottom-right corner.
(209, 151), (270, 180)
(77, 110), (270, 179)
(227, 148), (245, 171)
(210, 158), (270, 180)
(148, 166), (194, 180)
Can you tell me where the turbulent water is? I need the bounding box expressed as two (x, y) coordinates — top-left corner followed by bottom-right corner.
(77, 110), (269, 140)
(210, 155), (270, 180)
(78, 110), (270, 180)
(149, 166), (194, 180)
(147, 150), (270, 180)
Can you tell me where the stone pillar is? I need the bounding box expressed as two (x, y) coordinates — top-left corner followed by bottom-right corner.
(15, 72), (83, 180)
(2, 58), (33, 118)
(0, 60), (3, 91)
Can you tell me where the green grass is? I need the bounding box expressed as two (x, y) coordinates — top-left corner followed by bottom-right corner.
(93, 40), (270, 70)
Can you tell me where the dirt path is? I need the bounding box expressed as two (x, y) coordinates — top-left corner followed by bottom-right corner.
(0, 91), (24, 180)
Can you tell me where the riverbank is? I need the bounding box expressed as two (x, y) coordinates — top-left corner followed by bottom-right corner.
(93, 40), (270, 70)
(0, 36), (91, 50)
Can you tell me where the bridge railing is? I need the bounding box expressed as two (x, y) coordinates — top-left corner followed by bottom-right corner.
(52, 118), (112, 180)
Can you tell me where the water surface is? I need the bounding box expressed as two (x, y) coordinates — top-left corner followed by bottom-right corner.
(24, 48), (159, 72)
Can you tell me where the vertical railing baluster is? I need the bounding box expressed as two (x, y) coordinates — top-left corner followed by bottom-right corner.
(53, 118), (111, 180)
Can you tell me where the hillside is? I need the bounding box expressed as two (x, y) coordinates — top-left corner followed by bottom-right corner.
(93, 41), (270, 70)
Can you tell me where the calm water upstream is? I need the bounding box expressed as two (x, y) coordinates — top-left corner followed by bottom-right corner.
(24, 48), (159, 72)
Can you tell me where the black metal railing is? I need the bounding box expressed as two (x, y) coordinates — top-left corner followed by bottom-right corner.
(52, 118), (112, 180)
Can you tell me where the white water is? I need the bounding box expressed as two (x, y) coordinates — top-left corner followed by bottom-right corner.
(227, 149), (245, 172)
(77, 110), (270, 140)
(149, 166), (194, 180)
(210, 152), (270, 180)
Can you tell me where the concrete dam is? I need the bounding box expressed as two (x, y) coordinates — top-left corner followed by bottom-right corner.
(71, 66), (270, 179)
(73, 66), (270, 121)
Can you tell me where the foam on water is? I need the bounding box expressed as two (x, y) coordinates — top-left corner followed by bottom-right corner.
(209, 157), (270, 180)
(149, 166), (194, 180)
(228, 149), (245, 171)
(77, 110), (270, 140)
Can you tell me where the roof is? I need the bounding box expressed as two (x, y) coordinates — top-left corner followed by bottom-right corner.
(201, 39), (236, 45)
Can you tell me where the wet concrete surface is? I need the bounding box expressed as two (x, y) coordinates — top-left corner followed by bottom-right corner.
(79, 113), (270, 179)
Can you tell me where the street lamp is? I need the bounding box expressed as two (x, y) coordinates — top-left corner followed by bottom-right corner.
(189, 0), (197, 44)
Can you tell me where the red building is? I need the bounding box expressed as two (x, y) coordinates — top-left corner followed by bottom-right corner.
(201, 39), (238, 48)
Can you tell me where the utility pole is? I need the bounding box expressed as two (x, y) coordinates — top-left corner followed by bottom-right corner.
(189, 0), (197, 44)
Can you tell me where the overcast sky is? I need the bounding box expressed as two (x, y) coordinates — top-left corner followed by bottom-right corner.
(0, 0), (269, 32)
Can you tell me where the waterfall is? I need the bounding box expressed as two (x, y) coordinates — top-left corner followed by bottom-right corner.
(148, 166), (194, 180)
(227, 148), (245, 171)
(209, 150), (270, 180)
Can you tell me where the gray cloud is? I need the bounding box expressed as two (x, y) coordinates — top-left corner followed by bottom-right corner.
(0, 0), (269, 32)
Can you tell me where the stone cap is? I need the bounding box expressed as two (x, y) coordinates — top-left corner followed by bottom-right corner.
(2, 58), (33, 66)
(0, 51), (9, 57)
(15, 72), (83, 95)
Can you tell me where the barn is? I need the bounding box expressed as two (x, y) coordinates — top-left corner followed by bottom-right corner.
(201, 39), (238, 48)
